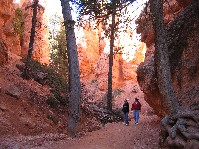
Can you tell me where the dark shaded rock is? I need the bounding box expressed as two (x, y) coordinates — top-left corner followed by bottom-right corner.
(34, 71), (48, 85)
(137, 1), (199, 117)
(6, 84), (21, 99)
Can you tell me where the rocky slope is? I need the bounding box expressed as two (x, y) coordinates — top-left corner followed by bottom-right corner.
(0, 51), (104, 139)
(0, 51), (153, 140)
(136, 0), (199, 117)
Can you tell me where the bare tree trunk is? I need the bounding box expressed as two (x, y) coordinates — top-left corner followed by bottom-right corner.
(22, 0), (38, 79)
(61, 0), (81, 138)
(149, 0), (199, 148)
(107, 0), (116, 112)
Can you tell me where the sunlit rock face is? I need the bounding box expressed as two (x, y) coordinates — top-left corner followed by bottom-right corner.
(94, 44), (146, 91)
(136, 0), (199, 117)
(77, 23), (101, 79)
(96, 54), (138, 91)
(78, 23), (146, 91)
(20, 1), (49, 64)
(0, 0), (49, 64)
(0, 0), (17, 64)
(0, 0), (14, 39)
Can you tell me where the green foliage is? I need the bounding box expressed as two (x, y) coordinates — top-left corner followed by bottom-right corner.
(48, 13), (62, 35)
(27, 59), (67, 92)
(19, 58), (68, 108)
(46, 95), (60, 109)
(12, 8), (24, 36)
(102, 88), (124, 106)
(49, 21), (68, 78)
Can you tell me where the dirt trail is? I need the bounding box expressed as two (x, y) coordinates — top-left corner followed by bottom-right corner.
(39, 115), (160, 149)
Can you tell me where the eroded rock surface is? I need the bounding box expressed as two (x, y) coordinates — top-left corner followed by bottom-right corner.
(0, 0), (49, 65)
(136, 0), (199, 117)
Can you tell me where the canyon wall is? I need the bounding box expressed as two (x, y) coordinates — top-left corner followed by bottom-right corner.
(75, 20), (147, 110)
(20, 1), (49, 64)
(0, 0), (49, 65)
(0, 0), (147, 109)
(77, 23), (146, 91)
(0, 0), (15, 64)
(136, 0), (199, 117)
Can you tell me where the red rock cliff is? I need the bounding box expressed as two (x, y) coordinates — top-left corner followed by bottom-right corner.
(77, 22), (146, 91)
(0, 0), (15, 64)
(136, 0), (199, 117)
(20, 1), (49, 64)
(0, 0), (49, 65)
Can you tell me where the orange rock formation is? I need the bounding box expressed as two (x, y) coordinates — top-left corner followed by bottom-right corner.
(0, 0), (49, 65)
(78, 22), (146, 91)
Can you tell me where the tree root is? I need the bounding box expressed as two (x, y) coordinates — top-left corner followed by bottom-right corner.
(159, 109), (199, 148)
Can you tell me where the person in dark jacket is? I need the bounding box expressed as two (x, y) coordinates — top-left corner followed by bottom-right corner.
(122, 99), (129, 126)
(131, 98), (142, 124)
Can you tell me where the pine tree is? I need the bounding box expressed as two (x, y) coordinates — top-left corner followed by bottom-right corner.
(22, 0), (39, 79)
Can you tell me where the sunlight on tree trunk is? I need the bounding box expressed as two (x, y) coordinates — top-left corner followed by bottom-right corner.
(149, 0), (199, 148)
(61, 0), (81, 138)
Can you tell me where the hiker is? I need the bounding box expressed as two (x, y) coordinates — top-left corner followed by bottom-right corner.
(122, 99), (129, 126)
(131, 98), (142, 124)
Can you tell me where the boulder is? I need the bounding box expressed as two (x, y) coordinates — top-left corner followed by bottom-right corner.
(6, 84), (21, 99)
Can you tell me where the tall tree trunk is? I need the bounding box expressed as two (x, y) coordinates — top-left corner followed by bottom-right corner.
(60, 0), (81, 137)
(107, 0), (116, 112)
(149, 0), (182, 115)
(22, 0), (38, 79)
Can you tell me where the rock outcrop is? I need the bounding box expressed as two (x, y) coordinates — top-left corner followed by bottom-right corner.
(136, 0), (199, 117)
(0, 0), (49, 65)
(0, 0), (15, 64)
(20, 1), (49, 64)
(78, 24), (146, 91)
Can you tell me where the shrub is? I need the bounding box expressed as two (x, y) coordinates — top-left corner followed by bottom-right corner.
(12, 8), (24, 36)
(18, 58), (69, 108)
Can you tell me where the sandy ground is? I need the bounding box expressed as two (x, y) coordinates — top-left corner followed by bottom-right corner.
(35, 115), (160, 149)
